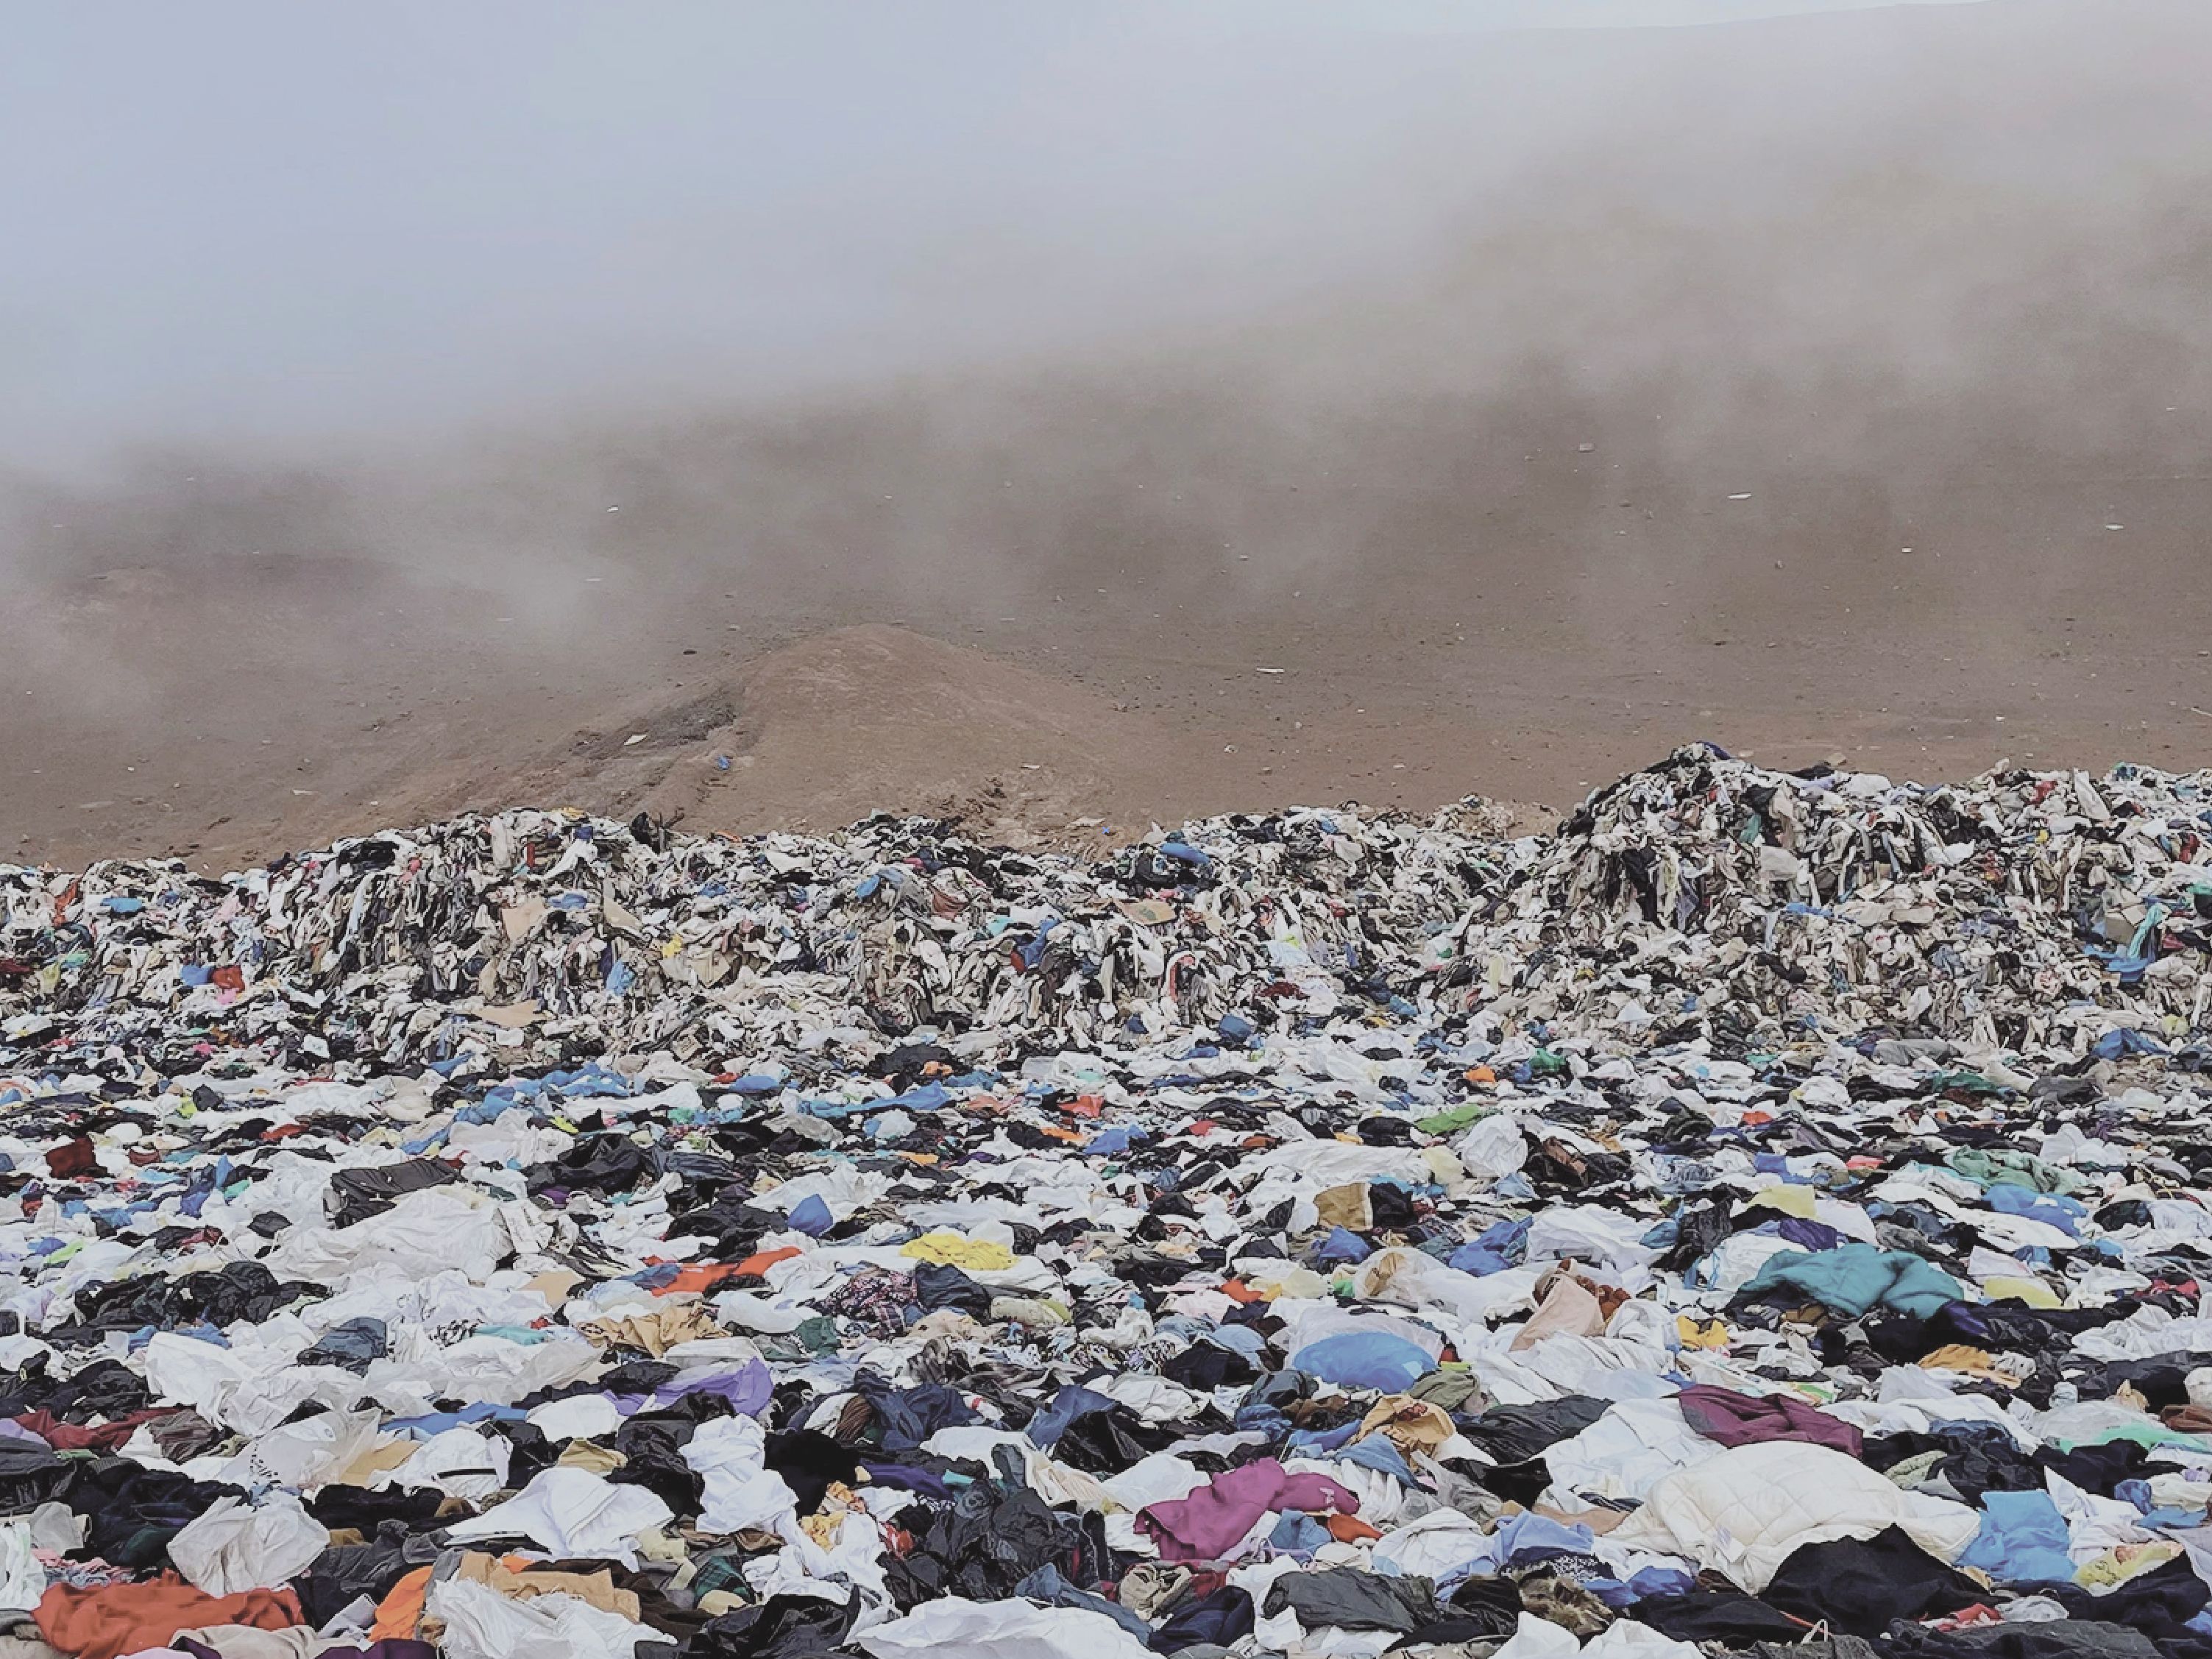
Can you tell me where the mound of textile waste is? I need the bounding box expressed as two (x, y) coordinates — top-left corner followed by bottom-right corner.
(0, 747), (2201, 1658)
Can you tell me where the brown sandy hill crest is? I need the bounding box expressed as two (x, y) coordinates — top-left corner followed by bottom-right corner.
(506, 624), (1563, 850)
(582, 623), (1199, 847)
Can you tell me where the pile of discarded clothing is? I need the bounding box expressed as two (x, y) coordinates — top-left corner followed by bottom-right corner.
(0, 746), (2205, 1659)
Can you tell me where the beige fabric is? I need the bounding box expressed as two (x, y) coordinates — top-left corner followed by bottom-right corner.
(1314, 1181), (1374, 1231)
(1510, 1273), (1607, 1352)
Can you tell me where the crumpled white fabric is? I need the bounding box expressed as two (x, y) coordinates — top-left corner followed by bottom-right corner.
(266, 1186), (509, 1282)
(1525, 1205), (1660, 1279)
(857, 1596), (1153, 1659)
(2047, 1468), (2155, 1560)
(168, 1494), (330, 1596)
(0, 1521), (45, 1613)
(528, 1393), (625, 1443)
(143, 1331), (363, 1436)
(1455, 1116), (1528, 1182)
(425, 1572), (658, 1659)
(763, 1508), (888, 1602)
(1541, 1397), (1712, 1502)
(1583, 1623), (1706, 1658)
(1353, 1248), (1541, 1327)
(1609, 1441), (1978, 1592)
(445, 1467), (673, 1568)
(2074, 1306), (2212, 1362)
(1367, 1507), (1492, 1588)
(1492, 1613), (1582, 1658)
(682, 1415), (798, 1533)
(218, 1406), (383, 1493)
(1097, 1451), (1210, 1513)
(357, 1332), (603, 1415)
(385, 1426), (514, 1501)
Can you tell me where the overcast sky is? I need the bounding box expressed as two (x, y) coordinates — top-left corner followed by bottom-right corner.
(1, 1), (1989, 466)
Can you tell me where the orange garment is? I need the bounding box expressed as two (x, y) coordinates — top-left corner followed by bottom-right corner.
(730, 1248), (803, 1280)
(655, 1253), (794, 1295)
(36, 1578), (303, 1659)
(1327, 1513), (1383, 1543)
(370, 1567), (432, 1643)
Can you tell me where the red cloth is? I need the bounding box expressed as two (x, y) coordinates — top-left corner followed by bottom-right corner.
(36, 1578), (304, 1659)
(13, 1408), (169, 1451)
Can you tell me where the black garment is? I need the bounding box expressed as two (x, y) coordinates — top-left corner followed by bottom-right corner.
(2086, 1359), (2193, 1410)
(0, 1438), (65, 1512)
(868, 1043), (956, 1089)
(299, 1315), (389, 1373)
(1367, 1184), (1419, 1230)
(1628, 1589), (1808, 1644)
(1660, 1200), (1734, 1270)
(761, 1429), (859, 1514)
(910, 1262), (993, 1318)
(63, 1462), (245, 1567)
(1862, 1423), (2043, 1505)
(595, 1359), (681, 1398)
(490, 1419), (562, 1488)
(1761, 1529), (1985, 1638)
(1442, 1573), (1525, 1637)
(879, 1478), (1109, 1610)
(854, 1375), (981, 1454)
(1160, 1343), (1252, 1391)
(294, 1522), (432, 1627)
(328, 1158), (459, 1225)
(49, 1264), (319, 1346)
(609, 1411), (705, 1514)
(1260, 1568), (1439, 1633)
(681, 1593), (855, 1659)
(2036, 1436), (2150, 1496)
(2039, 1553), (2210, 1637)
(1885, 1621), (2160, 1659)
(1036, 1404), (1177, 1476)
(306, 1482), (446, 1535)
(1150, 1585), (1255, 1653)
(527, 1133), (652, 1198)
(1459, 1398), (1610, 1464)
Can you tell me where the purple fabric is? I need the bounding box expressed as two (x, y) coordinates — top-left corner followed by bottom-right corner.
(1676, 1383), (1862, 1456)
(606, 1357), (774, 1418)
(1773, 1217), (1845, 1252)
(1137, 1457), (1359, 1563)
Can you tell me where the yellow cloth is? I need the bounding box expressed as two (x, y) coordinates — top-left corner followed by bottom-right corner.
(1919, 1344), (2026, 1385)
(1982, 1275), (2060, 1309)
(2075, 1542), (2180, 1588)
(1740, 1184), (1817, 1220)
(1676, 1316), (1729, 1350)
(900, 1232), (1016, 1271)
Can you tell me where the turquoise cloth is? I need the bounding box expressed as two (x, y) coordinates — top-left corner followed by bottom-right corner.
(1739, 1242), (1963, 1319)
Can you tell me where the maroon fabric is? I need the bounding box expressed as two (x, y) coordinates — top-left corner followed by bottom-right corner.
(45, 1137), (96, 1178)
(1676, 1383), (1863, 1456)
(1137, 1458), (1360, 1563)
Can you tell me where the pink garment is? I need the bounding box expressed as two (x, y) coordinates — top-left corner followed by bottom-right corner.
(1136, 1457), (1359, 1562)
